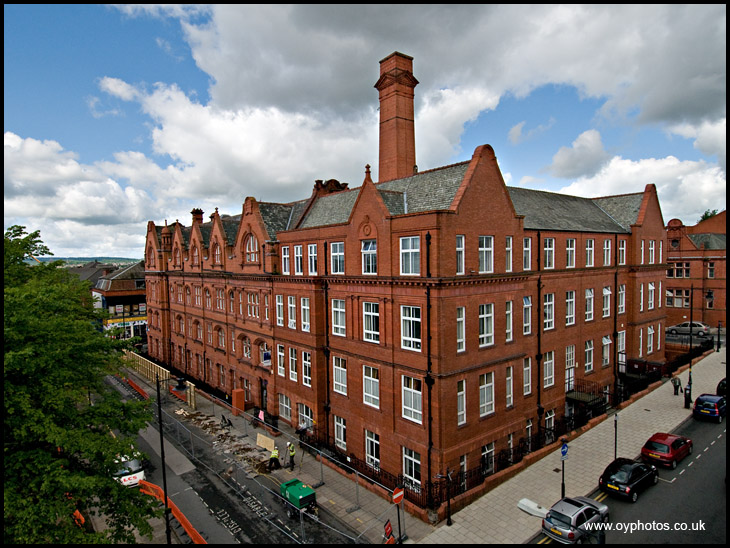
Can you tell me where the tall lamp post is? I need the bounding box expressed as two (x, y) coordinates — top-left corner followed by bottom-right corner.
(156, 373), (187, 544)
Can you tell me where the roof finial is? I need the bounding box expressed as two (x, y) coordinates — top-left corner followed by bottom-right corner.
(364, 164), (373, 184)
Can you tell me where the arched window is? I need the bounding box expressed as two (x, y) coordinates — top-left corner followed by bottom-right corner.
(245, 234), (259, 263)
(205, 289), (211, 308)
(214, 243), (221, 265)
(147, 246), (156, 268)
(192, 246), (199, 266)
(173, 247), (181, 267)
(217, 327), (225, 349)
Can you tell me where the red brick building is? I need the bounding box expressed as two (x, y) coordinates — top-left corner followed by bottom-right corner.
(144, 52), (667, 507)
(665, 210), (726, 330)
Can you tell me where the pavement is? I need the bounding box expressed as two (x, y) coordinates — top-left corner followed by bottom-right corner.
(121, 345), (725, 544)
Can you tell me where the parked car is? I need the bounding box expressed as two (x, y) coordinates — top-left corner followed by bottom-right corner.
(693, 393), (727, 423)
(541, 496), (609, 544)
(717, 378), (726, 397)
(641, 432), (693, 469)
(598, 458), (658, 502)
(666, 321), (711, 337)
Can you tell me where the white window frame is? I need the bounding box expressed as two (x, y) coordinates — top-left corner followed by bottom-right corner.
(618, 240), (626, 265)
(282, 246), (290, 275)
(402, 376), (423, 424)
(523, 357), (532, 395)
(523, 296), (532, 335)
(479, 235), (494, 273)
(543, 293), (554, 331)
(523, 237), (532, 271)
(505, 236), (513, 273)
(544, 351), (554, 388)
(332, 299), (346, 337)
(585, 239), (594, 267)
(302, 351), (311, 387)
(365, 430), (380, 469)
(400, 236), (420, 276)
(363, 365), (380, 409)
(585, 340), (594, 372)
(401, 305), (422, 351)
(289, 347), (297, 381)
(602, 287), (611, 318)
(544, 238), (555, 269)
(333, 356), (347, 395)
(603, 239), (611, 266)
(294, 245), (303, 275)
(361, 239), (377, 275)
(566, 290), (575, 326)
(479, 303), (494, 347)
(276, 295), (284, 326)
(480, 373), (494, 416)
(602, 335), (612, 366)
(331, 242), (345, 275)
(301, 297), (310, 332)
(334, 416), (346, 451)
(308, 243), (318, 275)
(566, 238), (576, 268)
(505, 301), (513, 342)
(288, 295), (296, 329)
(363, 301), (380, 343)
(457, 379), (466, 425)
(618, 284), (626, 314)
(585, 288), (594, 322)
(456, 235), (465, 275)
(456, 306), (466, 352)
(505, 366), (513, 408)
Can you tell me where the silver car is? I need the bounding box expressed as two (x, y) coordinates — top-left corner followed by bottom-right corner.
(542, 496), (609, 544)
(666, 321), (711, 337)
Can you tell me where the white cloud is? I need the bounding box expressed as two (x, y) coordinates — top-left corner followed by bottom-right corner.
(668, 118), (726, 172)
(559, 155), (726, 224)
(548, 130), (611, 179)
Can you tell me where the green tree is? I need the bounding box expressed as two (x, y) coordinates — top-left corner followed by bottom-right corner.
(697, 208), (719, 223)
(4, 226), (159, 543)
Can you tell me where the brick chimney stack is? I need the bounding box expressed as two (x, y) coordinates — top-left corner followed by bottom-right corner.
(191, 208), (203, 224)
(374, 52), (419, 182)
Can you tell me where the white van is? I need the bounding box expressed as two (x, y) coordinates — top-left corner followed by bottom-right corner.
(113, 452), (145, 487)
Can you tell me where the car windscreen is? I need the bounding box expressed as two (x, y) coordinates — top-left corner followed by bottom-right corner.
(114, 458), (143, 476)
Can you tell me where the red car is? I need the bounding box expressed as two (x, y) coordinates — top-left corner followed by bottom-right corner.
(641, 432), (693, 469)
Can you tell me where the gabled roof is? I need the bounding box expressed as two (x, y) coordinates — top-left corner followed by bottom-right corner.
(591, 193), (644, 231)
(509, 187), (630, 233)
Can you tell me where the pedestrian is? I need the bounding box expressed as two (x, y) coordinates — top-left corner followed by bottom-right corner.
(671, 377), (682, 396)
(268, 446), (281, 471)
(287, 441), (296, 471)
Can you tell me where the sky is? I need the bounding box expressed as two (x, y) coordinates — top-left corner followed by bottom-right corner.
(4, 4), (726, 258)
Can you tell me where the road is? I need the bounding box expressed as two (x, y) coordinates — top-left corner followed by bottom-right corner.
(534, 413), (726, 544)
(108, 375), (356, 544)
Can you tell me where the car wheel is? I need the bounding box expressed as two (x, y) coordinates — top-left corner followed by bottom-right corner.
(671, 459), (677, 470)
(631, 491), (639, 503)
(670, 329), (678, 335)
(603, 513), (610, 524)
(653, 473), (659, 484)
(689, 444), (693, 455)
(698, 331), (706, 337)
(718, 415), (723, 424)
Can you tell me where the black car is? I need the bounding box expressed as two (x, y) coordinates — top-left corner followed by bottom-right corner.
(598, 458), (658, 502)
(717, 378), (726, 397)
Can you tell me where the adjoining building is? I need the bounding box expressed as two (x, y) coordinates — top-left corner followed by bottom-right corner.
(144, 52), (667, 513)
(665, 210), (726, 331)
(92, 260), (148, 341)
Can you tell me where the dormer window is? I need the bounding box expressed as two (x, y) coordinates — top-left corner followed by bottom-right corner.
(192, 246), (199, 266)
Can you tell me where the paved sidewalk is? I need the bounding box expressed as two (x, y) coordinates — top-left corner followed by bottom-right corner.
(418, 346), (726, 544)
(125, 346), (725, 544)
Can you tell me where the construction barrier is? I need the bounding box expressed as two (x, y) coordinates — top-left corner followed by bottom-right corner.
(139, 480), (207, 544)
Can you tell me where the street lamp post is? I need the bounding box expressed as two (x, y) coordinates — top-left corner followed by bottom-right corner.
(155, 374), (172, 544)
(155, 373), (187, 544)
(614, 413), (618, 460)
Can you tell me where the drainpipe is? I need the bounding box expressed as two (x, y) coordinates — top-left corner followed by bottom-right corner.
(425, 232), (434, 508)
(323, 242), (331, 444)
(535, 232), (544, 439)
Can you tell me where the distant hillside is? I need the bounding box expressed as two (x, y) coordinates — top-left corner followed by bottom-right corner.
(28, 257), (142, 267)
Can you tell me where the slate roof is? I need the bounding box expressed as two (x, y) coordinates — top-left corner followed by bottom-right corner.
(377, 162), (470, 214)
(508, 187), (630, 233)
(688, 233), (726, 250)
(591, 193), (644, 231)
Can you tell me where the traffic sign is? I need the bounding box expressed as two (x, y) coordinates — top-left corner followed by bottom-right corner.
(384, 520), (392, 538)
(561, 442), (569, 461)
(392, 487), (404, 505)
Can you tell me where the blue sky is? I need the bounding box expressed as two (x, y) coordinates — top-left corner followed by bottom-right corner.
(4, 4), (726, 257)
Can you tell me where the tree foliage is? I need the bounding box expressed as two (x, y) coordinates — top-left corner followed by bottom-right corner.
(697, 208), (719, 223)
(4, 226), (158, 543)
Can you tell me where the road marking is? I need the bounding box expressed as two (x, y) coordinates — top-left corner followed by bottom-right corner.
(658, 477), (676, 483)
